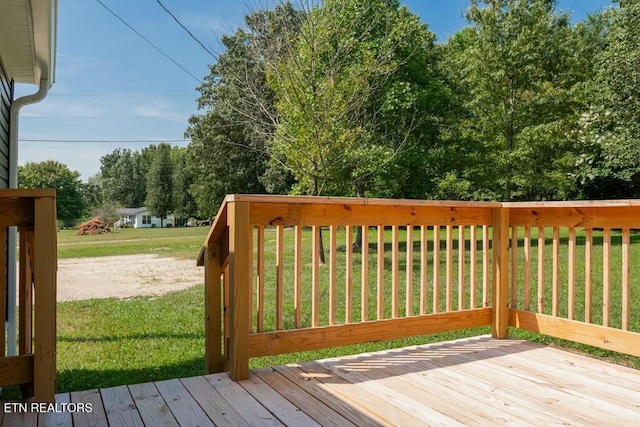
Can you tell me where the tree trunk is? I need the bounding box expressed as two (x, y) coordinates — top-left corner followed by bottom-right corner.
(353, 180), (365, 250)
(312, 182), (326, 264)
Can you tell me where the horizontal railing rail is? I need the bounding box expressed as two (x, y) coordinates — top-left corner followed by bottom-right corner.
(0, 189), (57, 403)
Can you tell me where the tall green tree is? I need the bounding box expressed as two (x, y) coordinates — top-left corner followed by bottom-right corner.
(454, 0), (587, 201)
(574, 2), (640, 198)
(268, 0), (445, 199)
(171, 147), (197, 219)
(100, 148), (151, 207)
(145, 143), (173, 226)
(186, 3), (302, 218)
(18, 160), (85, 225)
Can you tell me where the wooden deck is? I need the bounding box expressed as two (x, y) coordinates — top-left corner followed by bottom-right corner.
(3, 336), (640, 426)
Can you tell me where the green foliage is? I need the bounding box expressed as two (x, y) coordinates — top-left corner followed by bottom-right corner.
(268, 0), (446, 197)
(450, 0), (589, 201)
(170, 147), (197, 219)
(100, 148), (152, 207)
(574, 1), (640, 198)
(145, 143), (173, 225)
(186, 4), (302, 217)
(18, 160), (85, 225)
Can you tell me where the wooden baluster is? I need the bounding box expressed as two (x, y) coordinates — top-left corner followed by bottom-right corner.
(446, 225), (453, 312)
(312, 226), (320, 327)
(294, 226), (302, 329)
(377, 226), (385, 320)
(511, 226), (518, 309)
(470, 225), (477, 309)
(392, 225), (399, 318)
(538, 227), (545, 314)
(433, 226), (441, 313)
(585, 228), (593, 323)
(0, 227), (6, 356)
(603, 227), (611, 327)
(276, 225), (284, 330)
(523, 227), (531, 311)
(19, 228), (33, 356)
(345, 225), (353, 324)
(482, 225), (489, 308)
(406, 225), (413, 317)
(568, 227), (576, 321)
(622, 228), (630, 331)
(458, 226), (465, 311)
(256, 225), (265, 332)
(552, 227), (560, 317)
(329, 225), (337, 325)
(204, 237), (223, 374)
(420, 225), (428, 315)
(361, 226), (369, 322)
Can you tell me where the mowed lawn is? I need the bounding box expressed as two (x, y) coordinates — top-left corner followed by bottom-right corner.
(43, 226), (640, 393)
(57, 226), (209, 259)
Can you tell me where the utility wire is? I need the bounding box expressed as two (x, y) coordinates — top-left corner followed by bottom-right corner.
(20, 139), (191, 143)
(47, 94), (194, 98)
(154, 0), (217, 59)
(95, 0), (202, 83)
(22, 115), (189, 120)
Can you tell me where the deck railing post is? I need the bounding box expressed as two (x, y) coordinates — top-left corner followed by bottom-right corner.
(33, 195), (57, 403)
(227, 201), (252, 381)
(204, 240), (223, 374)
(492, 206), (510, 339)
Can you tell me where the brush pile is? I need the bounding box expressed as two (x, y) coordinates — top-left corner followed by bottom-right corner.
(77, 217), (112, 235)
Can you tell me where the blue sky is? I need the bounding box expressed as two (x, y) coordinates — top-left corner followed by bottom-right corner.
(16, 0), (612, 181)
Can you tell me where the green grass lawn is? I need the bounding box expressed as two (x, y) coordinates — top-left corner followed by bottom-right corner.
(57, 226), (209, 259)
(4, 225), (638, 397)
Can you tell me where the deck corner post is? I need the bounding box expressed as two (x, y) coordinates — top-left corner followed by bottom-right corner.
(227, 201), (252, 381)
(33, 195), (57, 403)
(204, 243), (223, 374)
(492, 206), (510, 339)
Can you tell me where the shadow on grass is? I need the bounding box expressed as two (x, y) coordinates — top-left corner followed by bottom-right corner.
(58, 332), (203, 344)
(56, 356), (205, 393)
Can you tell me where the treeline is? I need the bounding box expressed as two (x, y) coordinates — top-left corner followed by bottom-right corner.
(183, 0), (640, 218)
(89, 143), (196, 221)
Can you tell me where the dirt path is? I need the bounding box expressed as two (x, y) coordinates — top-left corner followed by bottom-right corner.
(57, 254), (204, 302)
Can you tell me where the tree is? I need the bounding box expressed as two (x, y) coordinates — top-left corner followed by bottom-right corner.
(454, 0), (586, 201)
(171, 147), (197, 220)
(81, 173), (103, 218)
(145, 143), (173, 226)
(574, 2), (640, 198)
(18, 160), (85, 226)
(268, 0), (444, 199)
(185, 3), (302, 218)
(100, 148), (150, 207)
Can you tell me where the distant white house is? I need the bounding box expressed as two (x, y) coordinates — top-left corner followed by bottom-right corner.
(116, 207), (176, 228)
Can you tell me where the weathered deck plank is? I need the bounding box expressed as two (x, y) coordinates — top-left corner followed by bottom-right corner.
(4, 337), (640, 427)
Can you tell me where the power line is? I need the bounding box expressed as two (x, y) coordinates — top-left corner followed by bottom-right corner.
(22, 115), (189, 120)
(47, 94), (195, 98)
(154, 0), (217, 59)
(95, 0), (202, 83)
(20, 139), (191, 143)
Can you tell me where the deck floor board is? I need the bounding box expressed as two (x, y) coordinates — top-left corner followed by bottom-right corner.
(4, 336), (640, 426)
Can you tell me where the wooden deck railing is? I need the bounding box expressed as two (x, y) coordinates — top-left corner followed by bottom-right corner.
(0, 189), (57, 403)
(506, 201), (640, 357)
(199, 196), (640, 381)
(199, 195), (507, 380)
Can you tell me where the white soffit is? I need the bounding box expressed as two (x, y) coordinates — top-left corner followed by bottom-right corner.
(0, 0), (57, 86)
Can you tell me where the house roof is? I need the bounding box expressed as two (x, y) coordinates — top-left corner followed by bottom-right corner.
(118, 207), (148, 215)
(0, 0), (57, 86)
